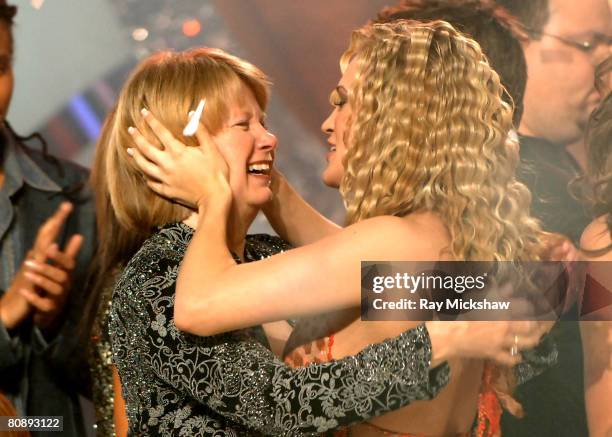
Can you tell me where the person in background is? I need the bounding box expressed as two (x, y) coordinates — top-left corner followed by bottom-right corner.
(493, 0), (611, 435)
(375, 0), (527, 128)
(0, 1), (96, 435)
(496, 0), (610, 242)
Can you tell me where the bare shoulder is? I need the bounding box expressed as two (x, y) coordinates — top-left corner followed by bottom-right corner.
(337, 213), (449, 260)
(581, 215), (612, 261)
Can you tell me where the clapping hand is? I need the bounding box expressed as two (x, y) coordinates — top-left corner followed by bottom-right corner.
(0, 202), (83, 332)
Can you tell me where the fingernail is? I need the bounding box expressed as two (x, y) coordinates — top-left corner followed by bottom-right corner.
(128, 126), (135, 134)
(141, 108), (149, 116)
(23, 271), (35, 280)
(188, 110), (195, 118)
(24, 260), (37, 268)
(126, 148), (134, 156)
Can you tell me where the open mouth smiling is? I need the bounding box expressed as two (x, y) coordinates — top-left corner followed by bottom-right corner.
(247, 160), (272, 176)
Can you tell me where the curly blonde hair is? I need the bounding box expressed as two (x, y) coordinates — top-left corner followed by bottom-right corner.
(340, 20), (544, 262)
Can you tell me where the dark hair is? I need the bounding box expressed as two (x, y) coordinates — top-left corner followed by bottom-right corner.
(376, 0), (528, 126)
(0, 1), (78, 188)
(495, 0), (550, 35)
(0, 0), (16, 49)
(0, 1), (16, 24)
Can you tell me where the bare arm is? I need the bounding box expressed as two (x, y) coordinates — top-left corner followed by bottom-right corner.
(176, 203), (543, 367)
(262, 169), (341, 246)
(175, 206), (431, 336)
(581, 319), (612, 437)
(580, 217), (612, 437)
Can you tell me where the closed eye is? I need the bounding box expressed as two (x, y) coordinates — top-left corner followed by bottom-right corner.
(329, 88), (347, 108)
(233, 120), (250, 130)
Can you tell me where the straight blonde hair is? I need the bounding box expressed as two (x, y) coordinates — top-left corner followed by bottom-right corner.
(83, 48), (270, 340)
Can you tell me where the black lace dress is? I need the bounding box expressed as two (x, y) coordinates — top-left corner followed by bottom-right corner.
(109, 223), (450, 436)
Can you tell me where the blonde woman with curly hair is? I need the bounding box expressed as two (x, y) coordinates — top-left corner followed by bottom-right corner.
(128, 21), (554, 436)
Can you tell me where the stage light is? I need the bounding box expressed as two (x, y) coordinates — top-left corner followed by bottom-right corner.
(182, 19), (201, 38)
(132, 27), (149, 42)
(31, 0), (45, 10)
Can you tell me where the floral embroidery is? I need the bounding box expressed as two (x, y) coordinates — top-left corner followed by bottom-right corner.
(110, 223), (449, 436)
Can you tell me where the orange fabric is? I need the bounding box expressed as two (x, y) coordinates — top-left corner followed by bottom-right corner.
(476, 363), (503, 437)
(0, 392), (30, 437)
(327, 334), (335, 361)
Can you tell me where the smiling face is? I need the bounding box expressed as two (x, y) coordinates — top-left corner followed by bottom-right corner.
(320, 60), (359, 188)
(212, 81), (277, 208)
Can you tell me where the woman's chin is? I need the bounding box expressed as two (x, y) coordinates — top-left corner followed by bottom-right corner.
(246, 188), (274, 208)
(321, 170), (342, 189)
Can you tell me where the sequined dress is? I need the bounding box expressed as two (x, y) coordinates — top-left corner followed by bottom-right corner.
(89, 273), (119, 436)
(109, 222), (450, 436)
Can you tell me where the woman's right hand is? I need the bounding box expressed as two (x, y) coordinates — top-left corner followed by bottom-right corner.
(426, 320), (549, 367)
(127, 108), (231, 211)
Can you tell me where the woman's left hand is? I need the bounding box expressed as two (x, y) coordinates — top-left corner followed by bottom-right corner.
(127, 108), (231, 210)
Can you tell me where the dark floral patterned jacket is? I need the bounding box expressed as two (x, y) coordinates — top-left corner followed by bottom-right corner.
(110, 222), (449, 436)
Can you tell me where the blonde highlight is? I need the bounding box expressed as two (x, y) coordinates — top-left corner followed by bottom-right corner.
(340, 20), (543, 263)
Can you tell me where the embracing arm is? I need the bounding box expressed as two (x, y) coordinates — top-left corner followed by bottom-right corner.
(262, 169), (341, 247)
(175, 207), (430, 336)
(110, 244), (450, 435)
(138, 281), (449, 435)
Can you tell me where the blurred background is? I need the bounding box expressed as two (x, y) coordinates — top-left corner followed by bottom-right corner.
(10, 0), (399, 229)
